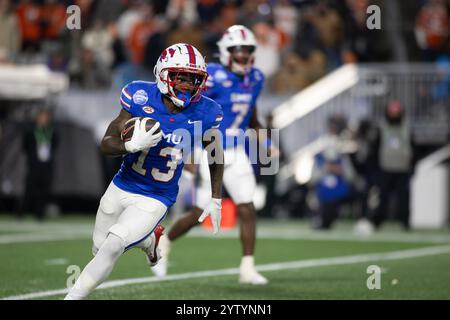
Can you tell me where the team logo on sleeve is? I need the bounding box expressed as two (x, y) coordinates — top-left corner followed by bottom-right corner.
(143, 106), (154, 114)
(222, 80), (233, 87)
(133, 90), (148, 105)
(214, 70), (227, 81)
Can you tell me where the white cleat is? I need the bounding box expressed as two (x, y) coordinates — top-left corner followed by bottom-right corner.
(150, 233), (171, 278)
(353, 218), (374, 236)
(239, 270), (269, 285)
(143, 224), (164, 267)
(151, 256), (167, 278)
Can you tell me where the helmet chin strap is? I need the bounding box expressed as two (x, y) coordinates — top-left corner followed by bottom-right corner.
(230, 59), (253, 76)
(230, 62), (251, 87)
(171, 91), (192, 108)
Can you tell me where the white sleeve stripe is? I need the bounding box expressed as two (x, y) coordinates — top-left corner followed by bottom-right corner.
(121, 88), (132, 100)
(120, 97), (131, 109)
(211, 124), (220, 128)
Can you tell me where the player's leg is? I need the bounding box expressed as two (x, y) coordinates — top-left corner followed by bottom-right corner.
(66, 186), (167, 300)
(65, 183), (125, 300)
(64, 233), (125, 300)
(92, 183), (125, 256)
(150, 159), (210, 277)
(117, 195), (167, 254)
(167, 206), (203, 241)
(168, 152), (211, 241)
(224, 146), (268, 285)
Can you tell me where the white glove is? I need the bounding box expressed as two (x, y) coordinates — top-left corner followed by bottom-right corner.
(124, 118), (162, 153)
(198, 198), (222, 234)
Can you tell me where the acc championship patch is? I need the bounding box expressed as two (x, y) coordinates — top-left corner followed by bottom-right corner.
(133, 90), (148, 105)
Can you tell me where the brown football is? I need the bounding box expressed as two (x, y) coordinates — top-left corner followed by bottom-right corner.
(121, 117), (160, 142)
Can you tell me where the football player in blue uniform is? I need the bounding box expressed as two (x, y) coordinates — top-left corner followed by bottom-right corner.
(151, 26), (278, 285)
(65, 43), (224, 300)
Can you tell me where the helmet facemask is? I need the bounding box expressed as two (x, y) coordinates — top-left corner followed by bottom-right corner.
(160, 68), (207, 108)
(227, 45), (256, 75)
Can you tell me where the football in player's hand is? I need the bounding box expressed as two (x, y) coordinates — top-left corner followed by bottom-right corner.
(121, 117), (160, 142)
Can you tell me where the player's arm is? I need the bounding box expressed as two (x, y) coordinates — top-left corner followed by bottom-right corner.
(101, 109), (162, 156)
(100, 109), (132, 156)
(249, 106), (279, 157)
(203, 130), (224, 199)
(198, 128), (224, 234)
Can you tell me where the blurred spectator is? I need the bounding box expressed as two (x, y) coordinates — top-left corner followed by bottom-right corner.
(167, 20), (204, 53)
(342, 0), (390, 63)
(350, 119), (379, 234)
(41, 0), (71, 72)
(415, 0), (449, 61)
(0, 0), (20, 63)
(116, 0), (145, 45)
(432, 54), (450, 100)
(196, 0), (224, 25)
(74, 0), (96, 30)
(273, 0), (299, 47)
(81, 19), (115, 88)
(16, 0), (42, 53)
(142, 16), (169, 72)
(200, 2), (241, 59)
(41, 0), (66, 41)
(19, 109), (58, 221)
(237, 0), (272, 27)
(92, 0), (125, 24)
(272, 50), (326, 94)
(166, 0), (198, 25)
(310, 145), (356, 229)
(127, 2), (156, 65)
(308, 0), (344, 71)
(370, 100), (416, 231)
(253, 21), (283, 79)
(308, 114), (356, 229)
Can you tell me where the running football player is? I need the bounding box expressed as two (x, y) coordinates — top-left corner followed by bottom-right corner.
(64, 43), (224, 300)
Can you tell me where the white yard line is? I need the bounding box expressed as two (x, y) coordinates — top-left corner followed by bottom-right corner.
(1, 228), (450, 244)
(2, 220), (450, 244)
(0, 233), (90, 244)
(3, 244), (450, 300)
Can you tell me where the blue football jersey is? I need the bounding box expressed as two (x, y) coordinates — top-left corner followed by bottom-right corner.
(113, 81), (223, 207)
(204, 63), (264, 149)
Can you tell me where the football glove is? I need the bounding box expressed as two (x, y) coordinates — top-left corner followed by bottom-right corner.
(124, 118), (162, 153)
(198, 198), (222, 234)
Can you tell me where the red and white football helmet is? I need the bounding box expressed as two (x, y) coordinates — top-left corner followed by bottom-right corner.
(217, 25), (257, 75)
(154, 43), (208, 108)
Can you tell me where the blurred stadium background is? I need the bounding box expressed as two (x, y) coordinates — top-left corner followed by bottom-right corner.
(0, 0), (449, 300)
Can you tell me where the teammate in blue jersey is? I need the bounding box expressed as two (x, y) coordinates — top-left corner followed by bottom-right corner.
(151, 25), (279, 285)
(65, 43), (224, 300)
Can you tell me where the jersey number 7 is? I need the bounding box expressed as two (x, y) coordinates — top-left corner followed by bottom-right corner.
(225, 103), (250, 136)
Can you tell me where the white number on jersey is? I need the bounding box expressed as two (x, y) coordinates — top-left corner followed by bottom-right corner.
(132, 147), (182, 182)
(226, 103), (250, 136)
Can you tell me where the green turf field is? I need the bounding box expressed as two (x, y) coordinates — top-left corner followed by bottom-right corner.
(0, 214), (449, 300)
